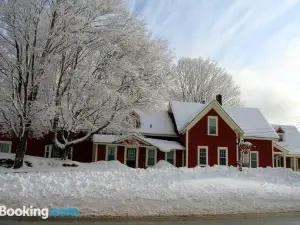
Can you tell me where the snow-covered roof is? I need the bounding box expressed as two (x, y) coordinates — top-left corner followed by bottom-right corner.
(92, 134), (123, 143)
(143, 137), (185, 152)
(272, 125), (300, 153)
(134, 110), (177, 136)
(170, 101), (278, 139)
(92, 134), (184, 152)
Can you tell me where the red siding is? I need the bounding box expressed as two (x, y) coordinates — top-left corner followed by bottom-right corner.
(26, 137), (49, 157)
(273, 147), (282, 153)
(97, 144), (106, 161)
(245, 139), (273, 167)
(157, 150), (165, 161)
(72, 141), (93, 162)
(117, 146), (125, 163)
(176, 150), (183, 167)
(188, 109), (237, 167)
(138, 147), (146, 168)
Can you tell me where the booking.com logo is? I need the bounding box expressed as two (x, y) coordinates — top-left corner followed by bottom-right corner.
(0, 206), (79, 219)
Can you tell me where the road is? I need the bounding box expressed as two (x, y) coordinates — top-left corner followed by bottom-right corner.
(0, 215), (300, 225)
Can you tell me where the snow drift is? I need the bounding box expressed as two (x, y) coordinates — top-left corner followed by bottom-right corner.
(1, 158), (300, 217)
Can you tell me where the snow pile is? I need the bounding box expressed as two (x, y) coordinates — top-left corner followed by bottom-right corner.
(1, 165), (300, 217)
(151, 160), (175, 169)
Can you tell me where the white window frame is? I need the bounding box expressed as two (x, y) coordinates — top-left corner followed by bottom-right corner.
(106, 145), (117, 161)
(44, 145), (53, 158)
(0, 141), (12, 153)
(250, 151), (259, 168)
(208, 116), (218, 136)
(124, 146), (139, 168)
(218, 147), (228, 166)
(44, 145), (73, 160)
(165, 150), (176, 166)
(278, 133), (284, 142)
(146, 147), (157, 167)
(197, 146), (208, 166)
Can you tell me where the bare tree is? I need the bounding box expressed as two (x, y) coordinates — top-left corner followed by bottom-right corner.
(0, 0), (172, 164)
(168, 57), (243, 106)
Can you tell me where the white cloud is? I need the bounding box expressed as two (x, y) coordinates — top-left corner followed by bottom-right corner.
(231, 36), (300, 127)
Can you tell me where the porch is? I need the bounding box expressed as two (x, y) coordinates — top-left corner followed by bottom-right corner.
(92, 134), (185, 168)
(273, 152), (300, 171)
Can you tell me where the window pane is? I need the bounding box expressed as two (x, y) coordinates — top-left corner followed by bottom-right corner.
(148, 149), (155, 158)
(51, 146), (60, 158)
(127, 148), (136, 160)
(209, 118), (216, 126)
(251, 152), (258, 168)
(219, 149), (227, 165)
(167, 158), (174, 165)
(148, 158), (155, 166)
(0, 143), (10, 153)
(108, 155), (115, 161)
(167, 151), (174, 159)
(199, 148), (207, 165)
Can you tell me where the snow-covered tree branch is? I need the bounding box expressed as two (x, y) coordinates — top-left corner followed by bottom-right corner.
(0, 0), (172, 165)
(168, 57), (243, 106)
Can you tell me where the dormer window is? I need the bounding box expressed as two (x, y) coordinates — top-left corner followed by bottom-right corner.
(278, 133), (284, 142)
(126, 111), (141, 129)
(276, 126), (285, 142)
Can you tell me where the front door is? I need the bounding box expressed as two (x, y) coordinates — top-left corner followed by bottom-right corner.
(126, 148), (136, 168)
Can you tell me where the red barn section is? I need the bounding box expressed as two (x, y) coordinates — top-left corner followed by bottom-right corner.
(244, 139), (273, 167)
(187, 109), (237, 167)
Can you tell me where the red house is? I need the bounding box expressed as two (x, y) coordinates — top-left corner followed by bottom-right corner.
(1, 95), (300, 170)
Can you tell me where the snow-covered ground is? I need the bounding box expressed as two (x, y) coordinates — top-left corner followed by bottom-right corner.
(1, 153), (300, 217)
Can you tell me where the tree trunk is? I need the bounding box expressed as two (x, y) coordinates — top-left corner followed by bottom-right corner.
(61, 146), (70, 160)
(13, 133), (28, 169)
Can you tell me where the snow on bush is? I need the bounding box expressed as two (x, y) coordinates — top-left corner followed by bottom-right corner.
(1, 162), (300, 217)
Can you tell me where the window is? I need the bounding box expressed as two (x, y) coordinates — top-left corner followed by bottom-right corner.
(166, 151), (175, 165)
(44, 145), (73, 159)
(51, 146), (60, 158)
(278, 133), (284, 142)
(146, 148), (156, 167)
(208, 116), (218, 135)
(0, 141), (11, 153)
(250, 151), (259, 168)
(198, 146), (208, 166)
(107, 146), (117, 161)
(218, 147), (228, 166)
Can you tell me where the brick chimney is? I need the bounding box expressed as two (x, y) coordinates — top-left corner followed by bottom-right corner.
(216, 94), (222, 105)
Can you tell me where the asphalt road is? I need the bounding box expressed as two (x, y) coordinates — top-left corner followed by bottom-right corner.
(1, 215), (300, 225)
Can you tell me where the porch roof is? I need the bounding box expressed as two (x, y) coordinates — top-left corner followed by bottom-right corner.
(92, 134), (185, 152)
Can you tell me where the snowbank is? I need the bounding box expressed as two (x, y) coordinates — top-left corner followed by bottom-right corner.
(151, 160), (175, 169)
(1, 163), (300, 217)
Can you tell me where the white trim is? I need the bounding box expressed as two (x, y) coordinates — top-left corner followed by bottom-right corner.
(236, 134), (239, 162)
(94, 144), (98, 162)
(272, 141), (274, 167)
(197, 146), (208, 166)
(217, 147), (228, 166)
(283, 153), (287, 168)
(186, 131), (189, 167)
(106, 145), (117, 161)
(250, 151), (259, 168)
(182, 100), (244, 135)
(273, 142), (289, 154)
(207, 116), (218, 136)
(0, 141), (12, 153)
(44, 145), (52, 158)
(145, 147), (157, 167)
(124, 146), (139, 168)
(165, 150), (176, 166)
(245, 136), (278, 141)
(68, 147), (73, 160)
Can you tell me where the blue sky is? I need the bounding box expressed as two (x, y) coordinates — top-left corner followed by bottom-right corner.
(127, 0), (300, 126)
